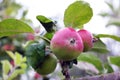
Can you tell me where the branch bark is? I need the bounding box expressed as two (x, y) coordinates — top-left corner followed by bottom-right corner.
(75, 72), (120, 80)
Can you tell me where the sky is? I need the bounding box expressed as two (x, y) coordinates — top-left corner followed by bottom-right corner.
(16, 0), (110, 34)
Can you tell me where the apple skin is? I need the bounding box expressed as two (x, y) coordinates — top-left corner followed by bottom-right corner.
(50, 27), (83, 61)
(36, 54), (57, 75)
(78, 29), (93, 52)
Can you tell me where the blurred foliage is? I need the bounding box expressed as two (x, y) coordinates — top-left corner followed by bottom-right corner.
(98, 0), (120, 76)
(1, 51), (27, 80)
(0, 0), (36, 79)
(0, 0), (21, 20)
(99, 0), (120, 27)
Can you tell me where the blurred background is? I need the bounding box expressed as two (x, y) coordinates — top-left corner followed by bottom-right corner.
(0, 0), (120, 80)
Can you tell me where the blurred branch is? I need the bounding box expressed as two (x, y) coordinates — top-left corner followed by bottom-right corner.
(75, 72), (120, 80)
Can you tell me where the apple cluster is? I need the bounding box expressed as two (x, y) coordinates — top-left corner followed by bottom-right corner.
(50, 27), (94, 61)
(26, 27), (94, 76)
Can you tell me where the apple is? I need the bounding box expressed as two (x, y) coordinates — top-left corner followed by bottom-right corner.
(78, 29), (93, 51)
(36, 54), (57, 75)
(25, 42), (57, 75)
(34, 72), (41, 79)
(2, 44), (15, 51)
(50, 27), (83, 61)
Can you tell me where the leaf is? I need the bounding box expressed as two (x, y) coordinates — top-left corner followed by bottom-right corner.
(90, 39), (109, 53)
(106, 18), (120, 27)
(25, 41), (46, 69)
(108, 56), (120, 67)
(99, 12), (111, 17)
(44, 32), (54, 40)
(8, 69), (25, 80)
(20, 63), (27, 69)
(6, 51), (15, 60)
(36, 15), (55, 33)
(96, 34), (120, 42)
(64, 1), (93, 28)
(15, 52), (22, 65)
(0, 19), (34, 37)
(104, 63), (114, 73)
(1, 60), (12, 75)
(105, 1), (114, 12)
(77, 53), (104, 73)
(22, 57), (27, 63)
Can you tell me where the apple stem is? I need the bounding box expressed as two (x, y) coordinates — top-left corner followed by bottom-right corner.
(60, 60), (71, 80)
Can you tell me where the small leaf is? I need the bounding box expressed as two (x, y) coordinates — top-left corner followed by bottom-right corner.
(104, 63), (114, 73)
(90, 39), (109, 53)
(36, 15), (52, 23)
(22, 57), (27, 63)
(108, 56), (120, 67)
(8, 69), (25, 80)
(96, 34), (120, 42)
(77, 53), (104, 73)
(20, 63), (27, 69)
(64, 1), (93, 28)
(1, 60), (12, 75)
(0, 19), (34, 37)
(15, 52), (22, 65)
(36, 15), (55, 33)
(6, 51), (15, 60)
(44, 32), (54, 40)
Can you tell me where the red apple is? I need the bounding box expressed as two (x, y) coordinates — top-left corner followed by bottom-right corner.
(2, 44), (15, 51)
(78, 29), (93, 51)
(50, 27), (83, 61)
(34, 72), (41, 79)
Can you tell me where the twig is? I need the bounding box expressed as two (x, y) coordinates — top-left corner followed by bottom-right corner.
(60, 60), (71, 80)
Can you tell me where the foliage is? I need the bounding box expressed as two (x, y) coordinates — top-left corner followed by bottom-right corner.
(99, 0), (120, 27)
(64, 1), (93, 28)
(1, 51), (27, 80)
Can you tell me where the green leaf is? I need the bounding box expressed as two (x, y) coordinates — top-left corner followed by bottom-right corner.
(96, 34), (120, 42)
(108, 56), (120, 67)
(77, 53), (104, 73)
(15, 52), (22, 65)
(36, 15), (52, 23)
(6, 51), (15, 60)
(0, 19), (34, 37)
(36, 15), (55, 33)
(104, 63), (114, 73)
(20, 63), (27, 69)
(64, 1), (93, 28)
(8, 69), (25, 80)
(44, 32), (54, 40)
(22, 57), (27, 63)
(1, 60), (12, 75)
(25, 41), (46, 69)
(90, 39), (109, 53)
